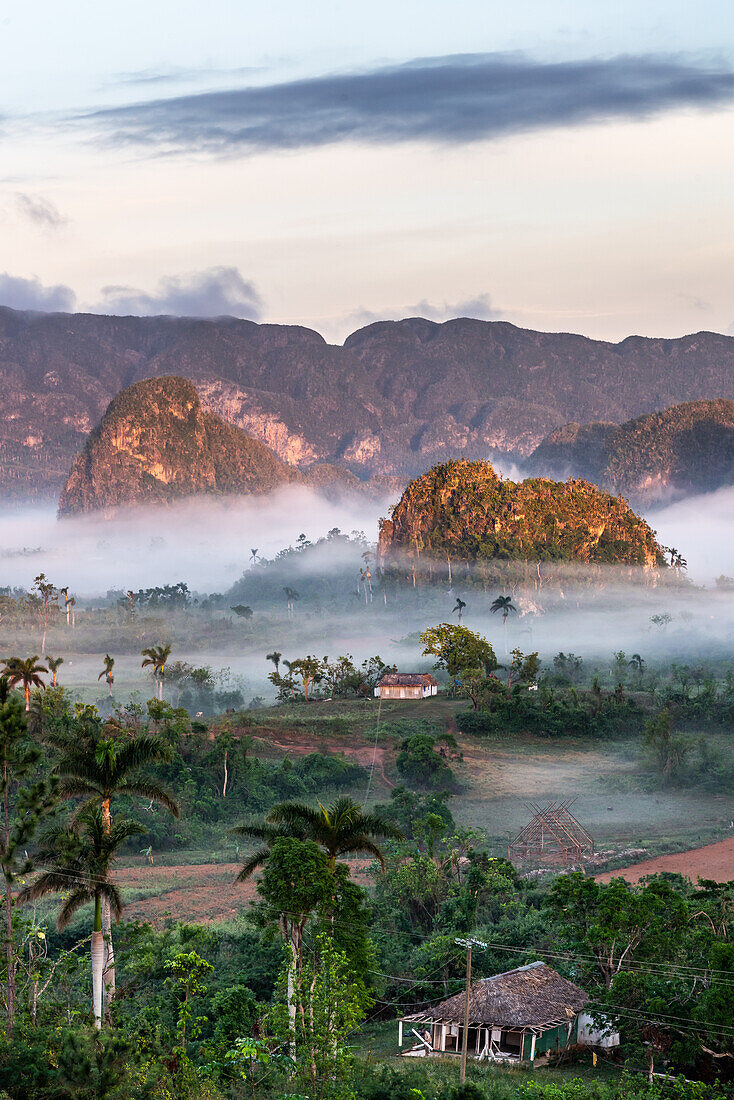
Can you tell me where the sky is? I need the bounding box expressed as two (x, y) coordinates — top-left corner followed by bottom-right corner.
(1, 1), (734, 343)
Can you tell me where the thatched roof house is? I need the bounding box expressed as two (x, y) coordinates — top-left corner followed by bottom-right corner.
(375, 673), (438, 700)
(399, 962), (589, 1064)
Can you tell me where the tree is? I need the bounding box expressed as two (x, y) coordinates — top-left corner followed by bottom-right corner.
(287, 656), (325, 701)
(266, 651), (282, 674)
(628, 653), (646, 682)
(231, 605), (253, 619)
(2, 656), (47, 712)
(32, 574), (57, 655)
(420, 623), (497, 681)
(266, 796), (402, 869)
(51, 722), (178, 1005)
(506, 648), (540, 689)
(0, 678), (57, 1031)
(141, 644), (172, 701)
(19, 808), (143, 1028)
(98, 655), (115, 697)
(283, 587), (299, 620)
(490, 595), (516, 653)
(545, 872), (688, 990)
(452, 597), (466, 625)
(164, 950), (213, 1060)
(46, 655), (64, 688)
(643, 708), (690, 781)
(281, 932), (371, 1100)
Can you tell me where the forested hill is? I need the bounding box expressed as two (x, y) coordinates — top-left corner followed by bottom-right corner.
(2, 304), (734, 500)
(58, 376), (303, 514)
(528, 399), (734, 504)
(378, 459), (666, 568)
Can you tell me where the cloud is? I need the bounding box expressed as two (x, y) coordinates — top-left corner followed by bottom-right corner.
(88, 52), (734, 157)
(677, 292), (711, 312)
(342, 293), (503, 334)
(0, 273), (76, 312)
(95, 266), (263, 320)
(15, 193), (68, 230)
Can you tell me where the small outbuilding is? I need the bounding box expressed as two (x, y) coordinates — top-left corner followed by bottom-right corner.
(399, 962), (589, 1064)
(375, 673), (438, 700)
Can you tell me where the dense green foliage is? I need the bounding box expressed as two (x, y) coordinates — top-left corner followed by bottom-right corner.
(379, 460), (665, 570)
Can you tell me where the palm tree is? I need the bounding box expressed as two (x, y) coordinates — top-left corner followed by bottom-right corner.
(491, 595), (517, 653)
(250, 548), (259, 564)
(98, 655), (115, 696)
(141, 644), (172, 701)
(283, 587), (299, 620)
(452, 597), (466, 625)
(266, 651), (282, 674)
(46, 656), (64, 688)
(58, 587), (70, 627)
(19, 808), (143, 1028)
(2, 656), (47, 712)
(233, 795), (402, 880)
(52, 727), (178, 1003)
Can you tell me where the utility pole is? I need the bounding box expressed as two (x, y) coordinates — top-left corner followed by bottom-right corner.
(456, 937), (486, 1086)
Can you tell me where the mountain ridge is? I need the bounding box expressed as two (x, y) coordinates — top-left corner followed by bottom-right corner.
(2, 305), (734, 501)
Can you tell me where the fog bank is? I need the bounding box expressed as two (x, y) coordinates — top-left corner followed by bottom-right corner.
(0, 488), (391, 595)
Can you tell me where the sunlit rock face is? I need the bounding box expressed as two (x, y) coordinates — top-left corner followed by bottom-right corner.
(378, 459), (666, 569)
(58, 376), (301, 515)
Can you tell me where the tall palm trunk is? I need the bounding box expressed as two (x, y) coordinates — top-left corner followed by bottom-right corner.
(92, 894), (104, 1028)
(3, 756), (14, 1032)
(24, 686), (30, 713)
(101, 799), (115, 1005)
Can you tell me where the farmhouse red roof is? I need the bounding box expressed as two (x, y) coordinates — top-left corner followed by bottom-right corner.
(378, 673), (438, 686)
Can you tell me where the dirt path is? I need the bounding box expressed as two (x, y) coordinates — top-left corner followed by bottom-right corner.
(596, 834), (734, 884)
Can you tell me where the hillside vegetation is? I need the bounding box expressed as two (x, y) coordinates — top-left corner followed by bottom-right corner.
(3, 305), (734, 499)
(59, 375), (302, 513)
(530, 399), (734, 503)
(378, 459), (665, 567)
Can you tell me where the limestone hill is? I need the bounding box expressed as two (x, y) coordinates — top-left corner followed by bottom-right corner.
(377, 459), (665, 568)
(529, 399), (734, 503)
(58, 376), (301, 514)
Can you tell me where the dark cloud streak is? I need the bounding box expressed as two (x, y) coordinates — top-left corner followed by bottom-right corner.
(88, 52), (734, 156)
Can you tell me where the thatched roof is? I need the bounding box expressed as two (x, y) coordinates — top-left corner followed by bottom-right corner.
(378, 673), (438, 686)
(403, 962), (587, 1029)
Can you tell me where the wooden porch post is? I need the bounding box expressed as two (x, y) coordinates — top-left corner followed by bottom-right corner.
(398, 1020), (403, 1049)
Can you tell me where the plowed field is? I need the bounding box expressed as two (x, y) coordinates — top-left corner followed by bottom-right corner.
(596, 835), (734, 884)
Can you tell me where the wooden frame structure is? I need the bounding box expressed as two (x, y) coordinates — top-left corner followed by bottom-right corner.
(508, 799), (593, 866)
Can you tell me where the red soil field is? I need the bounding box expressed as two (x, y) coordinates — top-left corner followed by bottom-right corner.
(596, 834), (734, 885)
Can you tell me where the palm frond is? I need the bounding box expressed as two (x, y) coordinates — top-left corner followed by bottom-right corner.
(102, 882), (124, 923)
(336, 837), (387, 869)
(58, 887), (95, 930)
(121, 776), (179, 817)
(235, 848), (270, 882)
(115, 735), (172, 773)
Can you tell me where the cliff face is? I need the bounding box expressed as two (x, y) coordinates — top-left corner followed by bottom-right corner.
(58, 376), (301, 514)
(378, 459), (665, 567)
(3, 306), (734, 501)
(528, 399), (734, 503)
